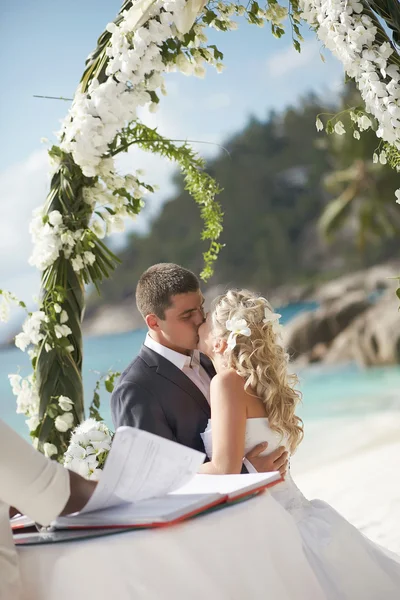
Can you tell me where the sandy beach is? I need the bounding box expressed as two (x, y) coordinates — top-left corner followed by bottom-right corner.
(292, 411), (400, 554)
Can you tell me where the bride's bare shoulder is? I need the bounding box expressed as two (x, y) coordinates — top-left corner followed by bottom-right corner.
(211, 369), (245, 395)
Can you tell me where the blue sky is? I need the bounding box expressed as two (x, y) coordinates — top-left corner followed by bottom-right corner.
(0, 0), (344, 322)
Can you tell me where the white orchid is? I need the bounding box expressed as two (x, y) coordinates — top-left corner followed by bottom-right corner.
(64, 419), (113, 480)
(334, 121), (346, 135)
(43, 443), (58, 458)
(26, 414), (40, 432)
(300, 0), (400, 154)
(54, 324), (72, 339)
(0, 291), (16, 323)
(71, 255), (84, 272)
(58, 395), (74, 412)
(226, 317), (251, 351)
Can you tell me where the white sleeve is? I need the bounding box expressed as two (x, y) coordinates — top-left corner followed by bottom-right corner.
(0, 420), (70, 525)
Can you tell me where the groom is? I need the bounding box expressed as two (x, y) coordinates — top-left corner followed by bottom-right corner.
(111, 263), (288, 474)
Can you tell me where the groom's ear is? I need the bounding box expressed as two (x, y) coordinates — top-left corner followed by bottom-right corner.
(145, 314), (159, 331)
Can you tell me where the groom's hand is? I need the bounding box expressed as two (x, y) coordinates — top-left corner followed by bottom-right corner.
(245, 443), (288, 477)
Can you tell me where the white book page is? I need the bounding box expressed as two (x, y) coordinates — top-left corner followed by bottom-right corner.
(81, 427), (205, 514)
(171, 473), (280, 497)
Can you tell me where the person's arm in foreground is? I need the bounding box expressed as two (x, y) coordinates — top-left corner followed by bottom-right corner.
(1, 420), (96, 525)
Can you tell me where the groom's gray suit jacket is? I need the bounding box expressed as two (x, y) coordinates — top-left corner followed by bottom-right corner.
(111, 345), (215, 454)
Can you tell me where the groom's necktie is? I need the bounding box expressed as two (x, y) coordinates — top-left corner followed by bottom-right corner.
(182, 352), (211, 404)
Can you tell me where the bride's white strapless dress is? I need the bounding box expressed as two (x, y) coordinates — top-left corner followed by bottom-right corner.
(201, 417), (400, 600)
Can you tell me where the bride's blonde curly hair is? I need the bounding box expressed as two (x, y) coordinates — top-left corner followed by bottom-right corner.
(211, 289), (304, 453)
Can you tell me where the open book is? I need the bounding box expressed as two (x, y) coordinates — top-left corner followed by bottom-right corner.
(12, 426), (282, 532)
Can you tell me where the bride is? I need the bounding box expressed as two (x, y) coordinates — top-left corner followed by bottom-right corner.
(197, 289), (400, 599)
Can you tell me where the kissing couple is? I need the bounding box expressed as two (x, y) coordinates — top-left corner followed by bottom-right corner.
(112, 263), (400, 599)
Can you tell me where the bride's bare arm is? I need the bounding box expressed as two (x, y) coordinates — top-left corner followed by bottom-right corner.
(199, 370), (247, 475)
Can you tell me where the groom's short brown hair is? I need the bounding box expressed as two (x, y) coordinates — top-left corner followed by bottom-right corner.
(136, 263), (200, 319)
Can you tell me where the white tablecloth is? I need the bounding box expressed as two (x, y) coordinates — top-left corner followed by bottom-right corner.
(17, 492), (325, 600)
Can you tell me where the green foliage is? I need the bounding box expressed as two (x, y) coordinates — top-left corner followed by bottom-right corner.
(317, 84), (400, 252)
(89, 371), (121, 422)
(111, 122), (224, 280)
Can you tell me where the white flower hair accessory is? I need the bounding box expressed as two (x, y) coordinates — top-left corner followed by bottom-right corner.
(263, 310), (282, 340)
(259, 297), (283, 339)
(226, 317), (251, 351)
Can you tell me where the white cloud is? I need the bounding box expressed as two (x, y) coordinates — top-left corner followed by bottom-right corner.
(0, 149), (49, 282)
(267, 39), (324, 78)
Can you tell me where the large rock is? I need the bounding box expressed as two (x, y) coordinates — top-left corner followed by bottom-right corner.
(315, 263), (400, 304)
(324, 290), (400, 366)
(83, 297), (142, 336)
(283, 291), (371, 360)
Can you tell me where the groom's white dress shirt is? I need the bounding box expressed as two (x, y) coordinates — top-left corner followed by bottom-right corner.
(144, 334), (211, 403)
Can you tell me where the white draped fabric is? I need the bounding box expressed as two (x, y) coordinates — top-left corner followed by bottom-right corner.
(17, 493), (325, 600)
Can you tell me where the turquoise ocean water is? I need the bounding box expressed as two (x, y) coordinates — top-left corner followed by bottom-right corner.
(2, 302), (400, 438)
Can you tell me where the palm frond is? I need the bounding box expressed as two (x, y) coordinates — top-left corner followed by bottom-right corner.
(366, 0), (400, 47)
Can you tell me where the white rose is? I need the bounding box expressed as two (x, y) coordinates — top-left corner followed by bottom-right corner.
(44, 443), (58, 458)
(107, 215), (125, 234)
(8, 374), (22, 394)
(83, 251), (96, 266)
(54, 303), (62, 313)
(60, 310), (69, 324)
(194, 65), (206, 79)
(55, 412), (74, 432)
(61, 231), (75, 247)
(58, 395), (74, 411)
(175, 53), (193, 75)
(91, 220), (106, 239)
(54, 324), (72, 339)
(48, 211), (63, 227)
(71, 256), (84, 272)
